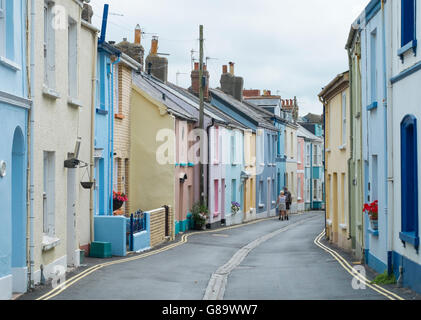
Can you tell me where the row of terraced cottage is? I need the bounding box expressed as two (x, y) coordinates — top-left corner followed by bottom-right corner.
(0, 1), (324, 299)
(321, 0), (421, 294)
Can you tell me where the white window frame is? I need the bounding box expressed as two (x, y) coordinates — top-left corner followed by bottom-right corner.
(297, 176), (302, 200)
(306, 144), (311, 167)
(113, 158), (119, 192)
(306, 178), (311, 202)
(68, 17), (78, 99)
(43, 151), (56, 236)
(297, 140), (302, 163)
(44, 1), (56, 89)
(231, 133), (236, 164)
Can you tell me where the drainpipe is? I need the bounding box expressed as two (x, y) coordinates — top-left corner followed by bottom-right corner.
(109, 55), (121, 214)
(347, 48), (354, 242)
(318, 96), (328, 240)
(26, 0), (35, 290)
(89, 29), (98, 241)
(382, 0), (393, 275)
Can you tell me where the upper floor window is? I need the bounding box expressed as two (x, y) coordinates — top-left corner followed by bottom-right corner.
(401, 0), (416, 48)
(342, 92), (347, 146)
(0, 0), (15, 61)
(306, 144), (311, 167)
(44, 1), (56, 88)
(297, 141), (302, 163)
(68, 17), (78, 98)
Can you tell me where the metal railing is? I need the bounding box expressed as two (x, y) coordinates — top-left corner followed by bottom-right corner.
(127, 210), (147, 251)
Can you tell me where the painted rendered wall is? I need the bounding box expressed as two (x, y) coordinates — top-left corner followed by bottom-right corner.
(297, 137), (305, 212)
(0, 0), (29, 299)
(285, 125), (298, 213)
(325, 86), (351, 251)
(390, 0), (421, 293)
(31, 0), (89, 286)
(129, 85), (175, 215)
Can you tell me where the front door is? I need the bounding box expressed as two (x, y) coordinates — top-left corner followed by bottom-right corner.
(267, 179), (271, 216)
(221, 179), (225, 220)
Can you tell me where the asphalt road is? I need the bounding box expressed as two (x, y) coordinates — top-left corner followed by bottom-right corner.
(22, 211), (416, 300)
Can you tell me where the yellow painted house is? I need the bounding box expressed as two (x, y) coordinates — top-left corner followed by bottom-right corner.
(243, 129), (257, 221)
(129, 79), (176, 214)
(319, 71), (351, 251)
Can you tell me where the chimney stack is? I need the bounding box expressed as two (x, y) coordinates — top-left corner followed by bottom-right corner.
(220, 62), (244, 102)
(115, 25), (145, 70)
(191, 63), (210, 101)
(145, 36), (168, 82)
(135, 24), (141, 45)
(82, 3), (93, 23)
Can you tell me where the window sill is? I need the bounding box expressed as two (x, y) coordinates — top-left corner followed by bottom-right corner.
(259, 163), (265, 167)
(339, 223), (348, 230)
(271, 201), (276, 205)
(399, 231), (420, 249)
(339, 144), (347, 151)
(42, 234), (61, 252)
(96, 108), (108, 115)
(368, 228), (379, 237)
(213, 212), (220, 218)
(258, 204), (264, 209)
(366, 101), (378, 111)
(68, 97), (83, 108)
(43, 86), (61, 100)
(115, 113), (125, 120)
(232, 162), (240, 166)
(398, 40), (417, 62)
(326, 219), (332, 226)
(0, 56), (21, 71)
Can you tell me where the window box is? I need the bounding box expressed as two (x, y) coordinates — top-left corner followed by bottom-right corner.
(96, 108), (108, 115)
(114, 113), (125, 120)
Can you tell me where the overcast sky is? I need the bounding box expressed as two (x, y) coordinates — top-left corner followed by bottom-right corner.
(91, 0), (368, 116)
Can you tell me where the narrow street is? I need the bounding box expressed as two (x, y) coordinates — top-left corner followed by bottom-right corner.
(21, 212), (412, 300)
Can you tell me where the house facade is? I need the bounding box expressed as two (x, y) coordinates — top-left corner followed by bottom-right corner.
(388, 0), (421, 293)
(297, 136), (305, 212)
(346, 20), (365, 262)
(0, 0), (30, 299)
(319, 71), (351, 251)
(284, 121), (299, 213)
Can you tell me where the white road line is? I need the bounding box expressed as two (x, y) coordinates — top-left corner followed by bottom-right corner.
(203, 218), (314, 300)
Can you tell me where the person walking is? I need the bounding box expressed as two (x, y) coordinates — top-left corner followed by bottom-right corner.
(276, 191), (287, 221)
(284, 187), (292, 221)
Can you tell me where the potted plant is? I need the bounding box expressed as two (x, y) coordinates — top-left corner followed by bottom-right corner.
(363, 200), (378, 230)
(231, 202), (241, 215)
(191, 202), (208, 230)
(113, 191), (128, 212)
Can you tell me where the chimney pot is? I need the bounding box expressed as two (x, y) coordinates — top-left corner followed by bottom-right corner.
(135, 24), (141, 45)
(222, 65), (228, 74)
(229, 62), (234, 75)
(194, 62), (199, 71)
(151, 36), (158, 55)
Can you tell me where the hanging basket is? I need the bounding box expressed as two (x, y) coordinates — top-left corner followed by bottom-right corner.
(113, 199), (124, 211)
(81, 182), (94, 189)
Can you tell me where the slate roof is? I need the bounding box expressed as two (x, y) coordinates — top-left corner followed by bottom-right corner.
(209, 89), (278, 132)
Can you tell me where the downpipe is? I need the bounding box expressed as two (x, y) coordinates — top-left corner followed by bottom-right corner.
(318, 96), (328, 240)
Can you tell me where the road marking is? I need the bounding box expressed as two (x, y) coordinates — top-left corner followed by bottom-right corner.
(203, 217), (317, 300)
(314, 231), (404, 301)
(37, 214), (293, 300)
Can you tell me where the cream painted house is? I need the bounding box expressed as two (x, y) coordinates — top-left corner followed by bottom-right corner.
(284, 121), (298, 213)
(30, 0), (96, 284)
(319, 71), (351, 251)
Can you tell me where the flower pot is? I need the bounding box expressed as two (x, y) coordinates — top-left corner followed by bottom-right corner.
(370, 219), (378, 230)
(113, 199), (124, 211)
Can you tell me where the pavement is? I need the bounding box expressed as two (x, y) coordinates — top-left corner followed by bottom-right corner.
(19, 211), (421, 300)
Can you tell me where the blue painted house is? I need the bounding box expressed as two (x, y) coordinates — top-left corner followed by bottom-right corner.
(0, 0), (31, 299)
(94, 6), (120, 216)
(388, 0), (421, 294)
(357, 0), (389, 276)
(210, 89), (278, 219)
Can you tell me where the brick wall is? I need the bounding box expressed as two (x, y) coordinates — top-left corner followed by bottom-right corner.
(114, 63), (133, 213)
(149, 206), (175, 248)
